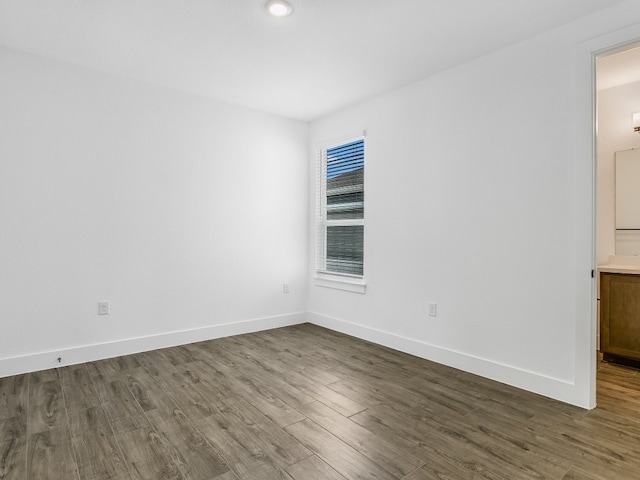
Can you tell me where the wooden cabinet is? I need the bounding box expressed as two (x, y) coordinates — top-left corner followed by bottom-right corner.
(600, 272), (640, 366)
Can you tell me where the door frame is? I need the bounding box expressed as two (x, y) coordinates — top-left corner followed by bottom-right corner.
(577, 23), (640, 409)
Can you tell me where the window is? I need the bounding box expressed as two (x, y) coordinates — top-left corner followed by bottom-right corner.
(316, 137), (365, 289)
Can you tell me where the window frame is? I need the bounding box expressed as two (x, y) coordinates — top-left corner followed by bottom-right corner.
(314, 134), (366, 294)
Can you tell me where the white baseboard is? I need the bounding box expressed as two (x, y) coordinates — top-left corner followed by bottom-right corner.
(0, 312), (307, 378)
(1, 310), (585, 407)
(308, 311), (584, 407)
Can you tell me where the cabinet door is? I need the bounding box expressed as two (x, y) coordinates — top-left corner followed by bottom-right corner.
(601, 273), (640, 360)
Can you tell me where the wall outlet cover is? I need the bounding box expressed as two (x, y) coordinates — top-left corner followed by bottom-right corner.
(98, 301), (110, 315)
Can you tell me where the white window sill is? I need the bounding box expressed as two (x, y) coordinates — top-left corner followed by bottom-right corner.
(313, 275), (366, 294)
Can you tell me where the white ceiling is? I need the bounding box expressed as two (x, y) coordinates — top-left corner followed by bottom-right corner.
(0, 0), (630, 121)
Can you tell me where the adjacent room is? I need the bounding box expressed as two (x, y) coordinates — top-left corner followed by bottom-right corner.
(3, 1), (640, 479)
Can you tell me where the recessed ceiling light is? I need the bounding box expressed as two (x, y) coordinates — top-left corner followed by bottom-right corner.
(265, 0), (292, 17)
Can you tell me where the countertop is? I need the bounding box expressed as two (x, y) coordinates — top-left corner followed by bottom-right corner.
(598, 254), (640, 275)
(598, 264), (640, 274)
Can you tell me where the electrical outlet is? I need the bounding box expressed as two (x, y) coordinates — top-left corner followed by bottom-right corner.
(98, 301), (110, 315)
(283, 283), (290, 293)
(428, 302), (437, 317)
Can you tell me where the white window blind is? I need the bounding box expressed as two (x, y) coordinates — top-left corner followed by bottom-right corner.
(316, 138), (365, 277)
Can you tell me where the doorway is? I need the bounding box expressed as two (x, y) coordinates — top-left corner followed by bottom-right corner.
(594, 42), (640, 403)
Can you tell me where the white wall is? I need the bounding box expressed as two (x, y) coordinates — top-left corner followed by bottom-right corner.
(597, 80), (640, 264)
(0, 47), (309, 376)
(309, 3), (640, 408)
(4, 3), (640, 409)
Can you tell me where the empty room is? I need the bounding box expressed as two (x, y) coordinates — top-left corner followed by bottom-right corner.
(3, 1), (640, 479)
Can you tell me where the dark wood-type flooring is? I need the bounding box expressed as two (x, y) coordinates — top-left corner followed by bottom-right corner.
(1, 323), (640, 479)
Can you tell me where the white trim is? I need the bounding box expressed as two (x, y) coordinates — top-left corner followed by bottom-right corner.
(313, 276), (366, 294)
(324, 219), (365, 227)
(314, 130), (367, 152)
(308, 312), (584, 406)
(0, 312), (307, 378)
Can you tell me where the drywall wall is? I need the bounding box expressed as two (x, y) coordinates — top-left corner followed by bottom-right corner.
(597, 80), (640, 264)
(0, 47), (309, 375)
(309, 2), (640, 407)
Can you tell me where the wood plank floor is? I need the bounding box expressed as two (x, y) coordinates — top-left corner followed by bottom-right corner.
(1, 323), (640, 479)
